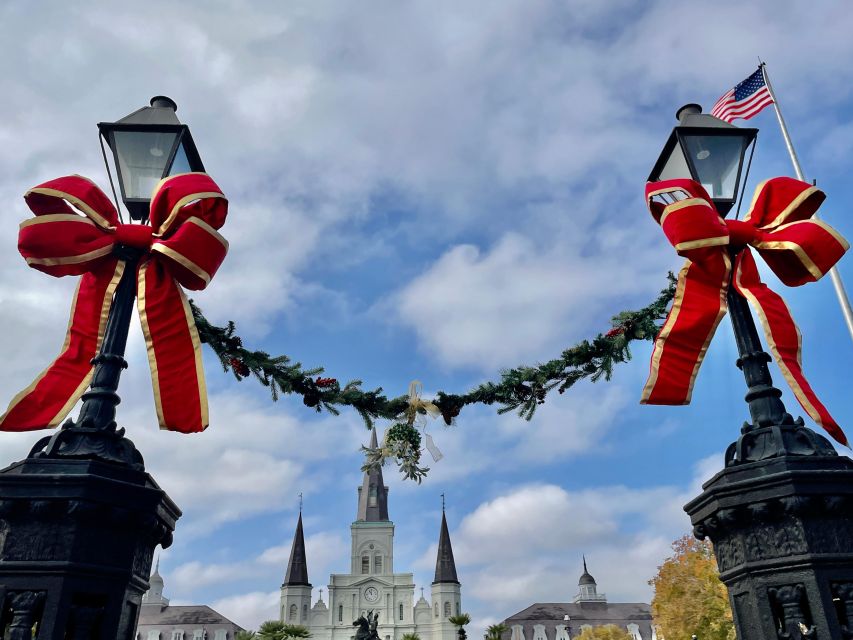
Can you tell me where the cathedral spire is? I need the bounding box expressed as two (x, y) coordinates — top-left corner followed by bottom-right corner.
(432, 506), (459, 584)
(283, 511), (311, 587)
(357, 427), (389, 522)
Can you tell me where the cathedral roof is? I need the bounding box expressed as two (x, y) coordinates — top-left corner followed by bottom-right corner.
(432, 509), (459, 585)
(283, 511), (311, 587)
(356, 427), (389, 522)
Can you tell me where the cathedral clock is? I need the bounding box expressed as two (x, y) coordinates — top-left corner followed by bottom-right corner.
(364, 586), (380, 603)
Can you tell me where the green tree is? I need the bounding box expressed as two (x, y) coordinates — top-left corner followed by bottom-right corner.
(649, 534), (735, 640)
(256, 621), (311, 640)
(236, 632), (258, 640)
(401, 634), (422, 640)
(575, 625), (632, 640)
(448, 613), (471, 628)
(484, 623), (509, 640)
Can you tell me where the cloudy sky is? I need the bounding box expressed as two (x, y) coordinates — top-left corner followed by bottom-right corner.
(1, 0), (853, 635)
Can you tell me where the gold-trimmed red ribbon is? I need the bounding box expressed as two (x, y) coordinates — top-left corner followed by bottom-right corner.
(642, 177), (849, 446)
(1, 173), (228, 434)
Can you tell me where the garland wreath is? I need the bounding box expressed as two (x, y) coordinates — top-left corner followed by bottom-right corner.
(190, 273), (677, 481)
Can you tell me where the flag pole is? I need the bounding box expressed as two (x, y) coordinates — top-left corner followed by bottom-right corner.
(761, 62), (853, 343)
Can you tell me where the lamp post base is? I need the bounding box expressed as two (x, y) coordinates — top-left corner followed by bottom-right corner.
(685, 429), (853, 639)
(0, 456), (179, 638)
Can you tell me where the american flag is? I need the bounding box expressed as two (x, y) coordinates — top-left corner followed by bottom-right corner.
(710, 67), (774, 123)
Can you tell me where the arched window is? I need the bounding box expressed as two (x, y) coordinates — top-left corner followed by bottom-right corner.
(434, 602), (439, 618)
(290, 604), (298, 620)
(399, 602), (404, 621)
(362, 556), (370, 574)
(375, 555), (383, 573)
(456, 601), (460, 615)
(444, 601), (451, 617)
(339, 604), (344, 622)
(368, 485), (378, 506)
(303, 604), (308, 620)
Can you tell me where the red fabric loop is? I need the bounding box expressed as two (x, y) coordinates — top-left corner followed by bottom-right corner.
(114, 224), (154, 249)
(642, 177), (848, 446)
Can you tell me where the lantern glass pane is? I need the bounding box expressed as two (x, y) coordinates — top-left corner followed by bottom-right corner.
(657, 144), (692, 182)
(113, 130), (178, 199)
(681, 134), (747, 200)
(168, 141), (192, 177)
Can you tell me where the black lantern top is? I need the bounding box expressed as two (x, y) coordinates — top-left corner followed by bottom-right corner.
(98, 96), (205, 221)
(649, 104), (757, 216)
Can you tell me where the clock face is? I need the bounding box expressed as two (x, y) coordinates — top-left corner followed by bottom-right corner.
(364, 586), (380, 602)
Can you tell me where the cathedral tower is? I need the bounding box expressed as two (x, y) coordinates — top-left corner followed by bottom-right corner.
(431, 505), (461, 640)
(281, 509), (313, 624)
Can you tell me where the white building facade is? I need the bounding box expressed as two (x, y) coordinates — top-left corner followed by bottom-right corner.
(280, 429), (462, 640)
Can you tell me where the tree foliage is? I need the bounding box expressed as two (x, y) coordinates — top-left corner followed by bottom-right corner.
(449, 613), (471, 628)
(235, 632), (257, 640)
(649, 535), (735, 640)
(575, 625), (632, 640)
(255, 621), (311, 640)
(484, 623), (509, 640)
(401, 634), (422, 640)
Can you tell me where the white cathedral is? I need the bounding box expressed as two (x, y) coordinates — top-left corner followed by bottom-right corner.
(279, 428), (462, 640)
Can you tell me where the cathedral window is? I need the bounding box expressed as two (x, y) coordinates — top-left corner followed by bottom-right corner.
(339, 605), (344, 622)
(368, 485), (378, 506)
(374, 555), (382, 573)
(361, 556), (370, 574)
(303, 604), (308, 620)
(434, 603), (438, 618)
(290, 604), (298, 620)
(444, 601), (451, 617)
(456, 602), (460, 615)
(399, 603), (404, 621)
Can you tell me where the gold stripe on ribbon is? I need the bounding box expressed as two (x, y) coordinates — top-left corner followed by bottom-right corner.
(20, 213), (97, 229)
(48, 260), (125, 427)
(26, 246), (113, 268)
(734, 259), (820, 426)
(659, 198), (714, 226)
(150, 244), (212, 285)
(178, 284), (209, 430)
(185, 216), (229, 250)
(25, 184), (112, 229)
(407, 380), (441, 422)
(137, 260), (167, 430)
(675, 237), (729, 252)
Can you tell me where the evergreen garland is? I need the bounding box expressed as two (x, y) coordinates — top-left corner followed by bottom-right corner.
(190, 272), (676, 434)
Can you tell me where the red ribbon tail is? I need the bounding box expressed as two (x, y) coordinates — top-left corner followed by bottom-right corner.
(0, 260), (123, 431)
(138, 260), (208, 433)
(641, 254), (731, 405)
(735, 251), (848, 446)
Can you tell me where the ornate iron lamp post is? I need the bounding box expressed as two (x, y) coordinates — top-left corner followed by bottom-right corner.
(0, 97), (209, 638)
(649, 105), (853, 639)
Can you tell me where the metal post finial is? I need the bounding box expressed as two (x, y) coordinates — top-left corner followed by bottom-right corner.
(441, 493), (445, 512)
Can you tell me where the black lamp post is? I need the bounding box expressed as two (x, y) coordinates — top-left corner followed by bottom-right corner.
(0, 97), (190, 638)
(651, 105), (853, 639)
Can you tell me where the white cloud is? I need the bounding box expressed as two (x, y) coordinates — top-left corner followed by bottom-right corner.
(394, 232), (668, 370)
(210, 590), (281, 632)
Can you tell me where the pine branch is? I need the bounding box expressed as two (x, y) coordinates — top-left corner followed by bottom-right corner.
(190, 273), (676, 428)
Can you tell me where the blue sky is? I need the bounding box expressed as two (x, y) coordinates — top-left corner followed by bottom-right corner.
(1, 0), (853, 634)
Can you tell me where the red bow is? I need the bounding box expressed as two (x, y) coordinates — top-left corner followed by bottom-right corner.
(641, 177), (848, 445)
(1, 173), (228, 434)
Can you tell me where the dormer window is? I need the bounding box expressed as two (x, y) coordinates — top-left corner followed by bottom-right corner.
(368, 485), (378, 506)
